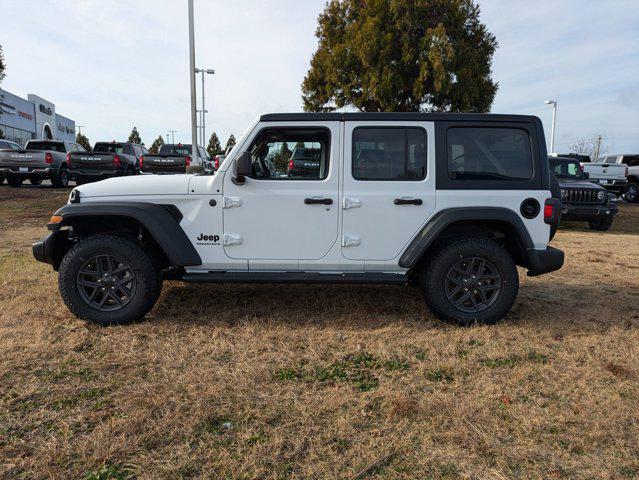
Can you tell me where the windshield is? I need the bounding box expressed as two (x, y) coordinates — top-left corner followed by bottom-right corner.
(27, 141), (66, 152)
(550, 159), (582, 179)
(159, 144), (192, 155)
(94, 143), (125, 154)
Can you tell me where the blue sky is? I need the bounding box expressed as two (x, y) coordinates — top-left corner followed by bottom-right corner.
(1, 0), (638, 153)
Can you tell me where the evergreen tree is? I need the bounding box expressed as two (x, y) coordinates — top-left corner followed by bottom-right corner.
(225, 134), (236, 153)
(128, 126), (142, 144)
(76, 132), (91, 151)
(149, 135), (165, 154)
(0, 45), (5, 86)
(206, 132), (223, 158)
(273, 141), (292, 171)
(302, 0), (498, 113)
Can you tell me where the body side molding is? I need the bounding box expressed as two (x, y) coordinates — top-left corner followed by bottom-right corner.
(398, 207), (535, 268)
(49, 202), (202, 266)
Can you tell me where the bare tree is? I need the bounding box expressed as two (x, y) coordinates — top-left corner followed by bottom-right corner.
(569, 134), (608, 160)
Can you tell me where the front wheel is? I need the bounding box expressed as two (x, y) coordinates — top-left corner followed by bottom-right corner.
(625, 182), (638, 203)
(589, 216), (613, 231)
(421, 238), (519, 326)
(59, 235), (162, 325)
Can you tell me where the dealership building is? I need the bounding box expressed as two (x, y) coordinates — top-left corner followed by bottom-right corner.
(0, 88), (76, 147)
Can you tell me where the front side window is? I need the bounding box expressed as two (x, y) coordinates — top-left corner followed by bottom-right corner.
(447, 128), (533, 181)
(248, 128), (330, 180)
(352, 128), (426, 180)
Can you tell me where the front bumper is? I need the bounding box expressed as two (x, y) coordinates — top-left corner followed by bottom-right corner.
(527, 246), (564, 277)
(561, 202), (618, 222)
(0, 166), (54, 176)
(32, 230), (69, 271)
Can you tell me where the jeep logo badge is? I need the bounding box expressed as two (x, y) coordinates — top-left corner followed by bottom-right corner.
(196, 233), (220, 245)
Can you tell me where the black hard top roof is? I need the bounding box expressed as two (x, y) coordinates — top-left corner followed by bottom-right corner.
(260, 112), (538, 123)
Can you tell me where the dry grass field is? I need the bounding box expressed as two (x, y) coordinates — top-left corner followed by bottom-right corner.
(1, 185), (638, 480)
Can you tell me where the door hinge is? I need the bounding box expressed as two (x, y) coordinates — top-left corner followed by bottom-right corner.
(223, 234), (243, 246)
(342, 197), (361, 209)
(342, 235), (361, 247)
(223, 196), (242, 208)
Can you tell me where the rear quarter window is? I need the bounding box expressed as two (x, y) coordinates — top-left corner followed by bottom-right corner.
(447, 127), (533, 181)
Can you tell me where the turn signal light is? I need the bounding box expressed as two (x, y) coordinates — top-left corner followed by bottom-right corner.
(214, 156), (219, 170)
(139, 155), (144, 169)
(185, 155), (191, 167)
(45, 152), (53, 164)
(66, 153), (71, 166)
(49, 215), (63, 224)
(288, 159), (294, 171)
(113, 154), (122, 168)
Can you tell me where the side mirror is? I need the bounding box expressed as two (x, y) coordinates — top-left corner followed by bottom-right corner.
(583, 172), (590, 179)
(233, 152), (252, 184)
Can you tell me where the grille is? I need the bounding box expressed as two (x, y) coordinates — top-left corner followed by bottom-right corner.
(565, 189), (601, 204)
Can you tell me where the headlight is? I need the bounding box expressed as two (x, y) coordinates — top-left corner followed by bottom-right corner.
(561, 189), (568, 200)
(597, 190), (606, 201)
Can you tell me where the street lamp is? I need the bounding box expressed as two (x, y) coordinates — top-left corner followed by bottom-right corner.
(187, 0), (198, 167)
(545, 100), (557, 154)
(195, 68), (215, 147)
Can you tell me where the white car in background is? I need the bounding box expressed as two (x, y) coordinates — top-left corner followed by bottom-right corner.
(592, 155), (638, 203)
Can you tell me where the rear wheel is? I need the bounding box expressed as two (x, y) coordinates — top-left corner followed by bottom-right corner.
(59, 235), (162, 326)
(625, 182), (638, 203)
(421, 238), (519, 326)
(6, 175), (23, 188)
(51, 168), (69, 188)
(589, 216), (613, 231)
(0, 173), (5, 185)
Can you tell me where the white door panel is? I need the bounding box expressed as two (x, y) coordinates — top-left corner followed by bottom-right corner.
(341, 121), (437, 262)
(222, 122), (340, 263)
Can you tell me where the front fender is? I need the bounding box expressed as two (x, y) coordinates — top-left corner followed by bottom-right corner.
(48, 202), (202, 267)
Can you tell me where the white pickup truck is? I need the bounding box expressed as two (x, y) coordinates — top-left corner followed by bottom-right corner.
(581, 156), (628, 195)
(589, 155), (638, 203)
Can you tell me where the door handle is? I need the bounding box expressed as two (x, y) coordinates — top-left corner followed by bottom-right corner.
(394, 198), (422, 205)
(304, 197), (333, 205)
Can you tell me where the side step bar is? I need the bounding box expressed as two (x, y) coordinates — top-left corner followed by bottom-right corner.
(181, 271), (409, 285)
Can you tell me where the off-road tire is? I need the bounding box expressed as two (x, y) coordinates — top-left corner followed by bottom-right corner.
(421, 238), (519, 326)
(59, 235), (162, 326)
(625, 182), (638, 203)
(6, 175), (23, 188)
(589, 217), (613, 231)
(0, 174), (5, 185)
(51, 168), (69, 188)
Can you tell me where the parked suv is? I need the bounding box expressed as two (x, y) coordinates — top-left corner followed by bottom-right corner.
(68, 141), (146, 185)
(549, 156), (618, 231)
(0, 139), (81, 187)
(33, 113), (563, 326)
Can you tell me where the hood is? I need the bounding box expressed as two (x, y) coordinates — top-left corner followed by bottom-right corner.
(556, 177), (605, 190)
(75, 174), (193, 198)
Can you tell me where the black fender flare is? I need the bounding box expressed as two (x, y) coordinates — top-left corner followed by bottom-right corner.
(48, 202), (202, 266)
(398, 207), (535, 268)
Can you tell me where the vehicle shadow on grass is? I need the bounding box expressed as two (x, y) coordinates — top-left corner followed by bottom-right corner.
(151, 279), (639, 334)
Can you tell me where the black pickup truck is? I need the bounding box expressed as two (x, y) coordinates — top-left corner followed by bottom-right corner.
(68, 142), (147, 185)
(140, 144), (210, 174)
(550, 156), (618, 231)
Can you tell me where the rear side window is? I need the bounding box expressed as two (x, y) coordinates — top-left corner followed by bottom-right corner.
(353, 128), (426, 180)
(27, 141), (66, 152)
(94, 143), (126, 154)
(447, 128), (533, 181)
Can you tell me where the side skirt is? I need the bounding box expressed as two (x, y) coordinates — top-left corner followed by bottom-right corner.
(181, 271), (409, 285)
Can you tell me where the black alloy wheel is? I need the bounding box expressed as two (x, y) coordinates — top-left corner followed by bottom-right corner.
(445, 256), (502, 314)
(76, 254), (138, 311)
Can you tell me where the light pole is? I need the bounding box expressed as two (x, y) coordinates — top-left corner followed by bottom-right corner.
(168, 130), (177, 144)
(195, 68), (215, 147)
(187, 0), (198, 167)
(76, 125), (85, 135)
(545, 100), (557, 154)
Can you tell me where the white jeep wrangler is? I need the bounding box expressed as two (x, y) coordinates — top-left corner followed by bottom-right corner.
(33, 113), (564, 326)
